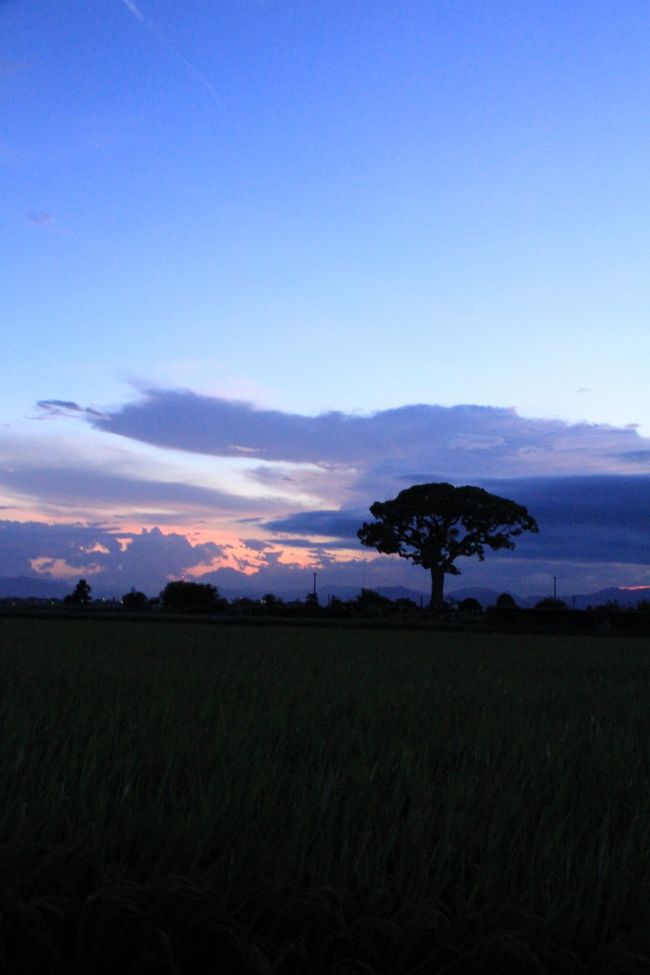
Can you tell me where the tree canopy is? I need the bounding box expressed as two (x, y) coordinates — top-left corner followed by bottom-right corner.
(122, 588), (147, 609)
(357, 482), (538, 611)
(64, 578), (92, 605)
(160, 580), (223, 612)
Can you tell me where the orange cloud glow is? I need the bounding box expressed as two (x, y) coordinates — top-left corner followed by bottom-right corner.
(30, 557), (104, 579)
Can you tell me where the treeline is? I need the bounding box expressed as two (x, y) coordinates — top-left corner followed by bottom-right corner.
(129, 581), (428, 618)
(55, 578), (441, 618)
(47, 579), (650, 621)
(5, 580), (650, 632)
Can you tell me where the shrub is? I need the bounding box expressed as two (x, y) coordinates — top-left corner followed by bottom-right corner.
(495, 592), (517, 609)
(160, 581), (225, 612)
(122, 589), (148, 609)
(534, 597), (568, 610)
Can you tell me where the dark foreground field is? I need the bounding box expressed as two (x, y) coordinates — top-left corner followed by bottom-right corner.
(2, 620), (650, 973)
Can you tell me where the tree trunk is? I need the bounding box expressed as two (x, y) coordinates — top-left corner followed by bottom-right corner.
(429, 566), (445, 613)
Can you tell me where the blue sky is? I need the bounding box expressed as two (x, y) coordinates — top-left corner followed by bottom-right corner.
(2, 0), (650, 597)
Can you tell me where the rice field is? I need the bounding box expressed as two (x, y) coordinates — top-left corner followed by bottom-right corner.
(1, 617), (650, 973)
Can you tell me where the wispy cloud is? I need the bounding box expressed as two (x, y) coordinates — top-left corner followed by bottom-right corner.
(0, 464), (275, 516)
(120, 0), (144, 21)
(27, 211), (55, 226)
(617, 450), (650, 464)
(0, 59), (28, 79)
(26, 212), (68, 235)
(37, 400), (106, 419)
(117, 0), (220, 105)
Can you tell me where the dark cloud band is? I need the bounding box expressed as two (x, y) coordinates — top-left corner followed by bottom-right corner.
(70, 388), (650, 478)
(264, 475), (650, 566)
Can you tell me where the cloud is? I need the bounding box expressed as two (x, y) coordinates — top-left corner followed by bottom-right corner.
(27, 212), (55, 227)
(480, 476), (650, 533)
(37, 400), (107, 419)
(0, 60), (27, 79)
(0, 514), (645, 600)
(1, 422), (304, 527)
(85, 389), (650, 482)
(478, 475), (650, 565)
(26, 212), (70, 235)
(0, 519), (346, 597)
(240, 538), (273, 552)
(0, 521), (226, 594)
(17, 388), (650, 596)
(117, 0), (220, 105)
(3, 478), (650, 600)
(0, 464), (271, 514)
(264, 509), (366, 540)
(120, 0), (144, 20)
(618, 450), (650, 464)
(0, 452), (302, 531)
(0, 521), (120, 578)
(75, 388), (650, 528)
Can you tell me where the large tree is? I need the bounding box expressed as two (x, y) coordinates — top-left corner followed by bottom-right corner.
(357, 482), (538, 611)
(64, 578), (92, 605)
(160, 580), (223, 612)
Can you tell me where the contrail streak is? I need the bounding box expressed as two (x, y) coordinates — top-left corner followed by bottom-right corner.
(121, 0), (143, 21)
(118, 0), (219, 105)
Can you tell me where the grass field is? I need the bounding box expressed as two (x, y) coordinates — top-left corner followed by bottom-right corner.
(1, 618), (650, 973)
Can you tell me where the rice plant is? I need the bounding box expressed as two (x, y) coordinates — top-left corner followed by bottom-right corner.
(1, 618), (650, 972)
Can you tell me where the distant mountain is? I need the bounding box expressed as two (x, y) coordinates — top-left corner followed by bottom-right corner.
(446, 586), (505, 606)
(571, 587), (650, 610)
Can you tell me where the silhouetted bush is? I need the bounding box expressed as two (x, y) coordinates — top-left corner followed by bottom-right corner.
(353, 589), (393, 617)
(122, 588), (148, 609)
(495, 592), (517, 609)
(160, 581), (225, 613)
(534, 597), (568, 610)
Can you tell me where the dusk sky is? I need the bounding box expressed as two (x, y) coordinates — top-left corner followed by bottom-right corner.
(2, 0), (650, 599)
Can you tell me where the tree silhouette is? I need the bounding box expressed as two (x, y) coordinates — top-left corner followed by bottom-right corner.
(495, 592), (518, 609)
(65, 578), (92, 605)
(535, 597), (567, 610)
(122, 588), (147, 609)
(160, 580), (223, 611)
(358, 482), (538, 612)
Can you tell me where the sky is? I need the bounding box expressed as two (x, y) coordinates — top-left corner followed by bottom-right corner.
(2, 0), (650, 599)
